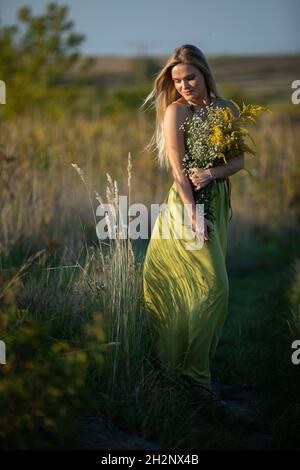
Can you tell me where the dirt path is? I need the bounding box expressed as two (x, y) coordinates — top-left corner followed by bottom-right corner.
(211, 381), (274, 448)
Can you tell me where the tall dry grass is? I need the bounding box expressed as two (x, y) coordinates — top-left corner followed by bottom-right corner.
(69, 154), (156, 399)
(230, 111), (300, 237)
(2, 150), (158, 406)
(0, 110), (167, 254)
(1, 107), (299, 257)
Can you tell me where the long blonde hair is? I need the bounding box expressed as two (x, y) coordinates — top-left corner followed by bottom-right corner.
(140, 44), (221, 171)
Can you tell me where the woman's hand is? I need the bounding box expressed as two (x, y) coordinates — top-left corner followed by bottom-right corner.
(192, 215), (214, 242)
(189, 167), (212, 190)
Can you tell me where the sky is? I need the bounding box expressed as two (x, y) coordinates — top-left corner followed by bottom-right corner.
(1, 0), (299, 57)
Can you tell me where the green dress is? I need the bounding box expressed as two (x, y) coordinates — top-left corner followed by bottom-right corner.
(143, 96), (232, 385)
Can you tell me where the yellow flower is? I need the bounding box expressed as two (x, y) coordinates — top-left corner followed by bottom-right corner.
(212, 125), (222, 136)
(209, 126), (225, 147)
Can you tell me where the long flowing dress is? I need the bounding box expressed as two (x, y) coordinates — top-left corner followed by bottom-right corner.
(142, 96), (232, 385)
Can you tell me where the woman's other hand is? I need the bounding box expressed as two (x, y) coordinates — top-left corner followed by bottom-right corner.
(189, 167), (212, 190)
(192, 215), (214, 242)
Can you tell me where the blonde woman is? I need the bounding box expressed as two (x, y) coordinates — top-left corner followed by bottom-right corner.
(142, 45), (245, 404)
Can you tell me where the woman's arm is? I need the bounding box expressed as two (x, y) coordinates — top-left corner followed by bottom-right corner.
(164, 103), (198, 222)
(210, 154), (244, 179)
(189, 153), (244, 189)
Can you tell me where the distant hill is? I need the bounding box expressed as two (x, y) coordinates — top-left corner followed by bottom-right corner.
(67, 54), (300, 104)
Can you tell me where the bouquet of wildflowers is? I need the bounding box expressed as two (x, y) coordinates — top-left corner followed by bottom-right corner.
(179, 100), (268, 223)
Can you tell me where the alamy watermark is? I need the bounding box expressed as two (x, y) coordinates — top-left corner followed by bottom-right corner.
(96, 196), (208, 251)
(291, 80), (300, 104)
(291, 340), (300, 365)
(0, 340), (6, 365)
(0, 80), (6, 104)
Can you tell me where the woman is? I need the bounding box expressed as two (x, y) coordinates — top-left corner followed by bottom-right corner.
(142, 45), (244, 402)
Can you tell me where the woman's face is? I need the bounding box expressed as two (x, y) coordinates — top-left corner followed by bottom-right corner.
(171, 63), (207, 102)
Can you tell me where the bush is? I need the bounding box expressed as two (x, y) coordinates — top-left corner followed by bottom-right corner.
(0, 281), (107, 449)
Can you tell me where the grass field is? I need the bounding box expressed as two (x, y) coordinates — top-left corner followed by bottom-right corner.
(1, 53), (300, 450)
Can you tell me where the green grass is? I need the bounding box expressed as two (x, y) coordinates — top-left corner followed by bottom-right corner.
(74, 231), (300, 450)
(1, 222), (299, 449)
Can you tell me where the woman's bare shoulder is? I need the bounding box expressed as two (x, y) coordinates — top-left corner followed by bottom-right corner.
(170, 98), (190, 108)
(163, 100), (190, 136)
(165, 99), (190, 119)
